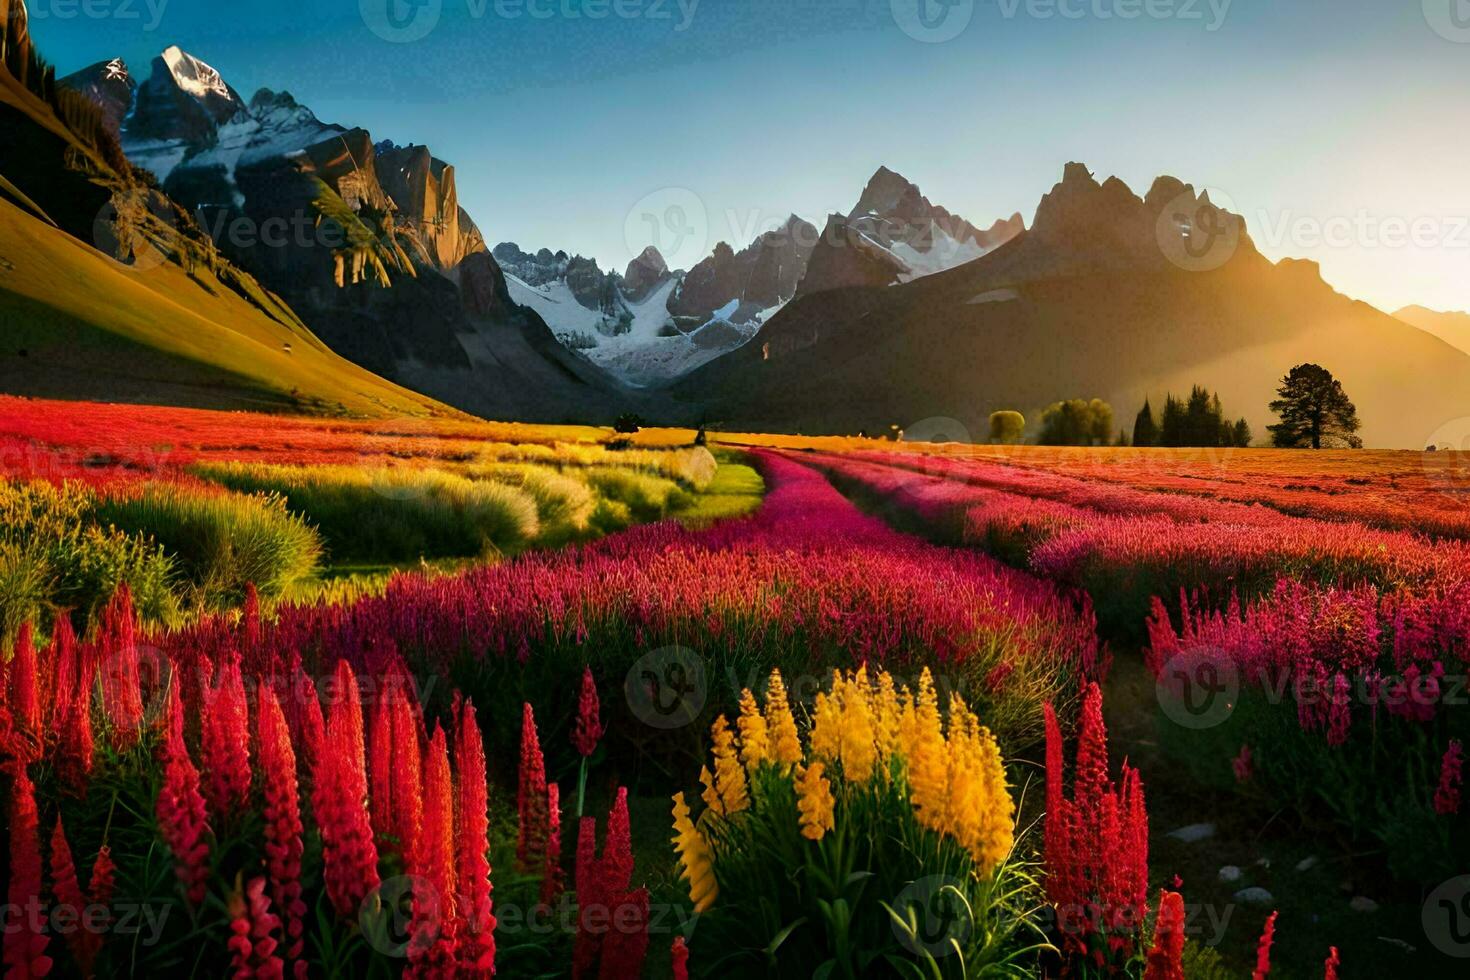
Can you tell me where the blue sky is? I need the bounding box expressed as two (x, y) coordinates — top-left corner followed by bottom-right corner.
(29, 0), (1470, 313)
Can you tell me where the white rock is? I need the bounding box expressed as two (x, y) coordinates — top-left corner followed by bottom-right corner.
(1234, 887), (1274, 905)
(1295, 856), (1319, 872)
(1350, 896), (1379, 913)
(1219, 866), (1243, 883)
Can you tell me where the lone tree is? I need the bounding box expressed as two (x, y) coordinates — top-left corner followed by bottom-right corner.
(1133, 399), (1158, 447)
(988, 411), (1026, 445)
(1039, 399), (1113, 447)
(1267, 364), (1362, 449)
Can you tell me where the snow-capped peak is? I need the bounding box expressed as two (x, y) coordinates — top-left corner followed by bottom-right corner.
(160, 45), (232, 103)
(102, 58), (130, 82)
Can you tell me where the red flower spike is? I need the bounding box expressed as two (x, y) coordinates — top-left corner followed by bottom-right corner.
(453, 701), (496, 977)
(391, 694), (424, 865)
(202, 656), (252, 817)
(257, 685), (307, 972)
(572, 667), (604, 758)
(314, 661), (380, 918)
(1143, 890), (1185, 980)
(406, 724), (458, 979)
(1435, 739), (1463, 816)
(543, 783), (564, 905)
(1252, 911), (1277, 980)
(671, 937), (690, 980)
(227, 876), (286, 980)
(5, 768), (53, 979)
(1324, 947), (1340, 980)
(517, 704), (549, 874)
(157, 683), (212, 906)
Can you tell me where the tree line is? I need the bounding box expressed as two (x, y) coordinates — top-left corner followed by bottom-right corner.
(985, 363), (1361, 449)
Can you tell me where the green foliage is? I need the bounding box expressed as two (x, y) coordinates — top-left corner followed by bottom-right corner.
(0, 480), (177, 639)
(1039, 399), (1113, 447)
(1152, 386), (1251, 448)
(1268, 363), (1363, 449)
(93, 482), (323, 608)
(191, 463), (540, 564)
(677, 461), (765, 527)
(1133, 399), (1159, 447)
(1182, 941), (1234, 979)
(988, 411), (1027, 446)
(583, 467), (690, 522)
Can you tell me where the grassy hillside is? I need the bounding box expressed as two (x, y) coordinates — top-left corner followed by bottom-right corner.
(0, 198), (452, 416)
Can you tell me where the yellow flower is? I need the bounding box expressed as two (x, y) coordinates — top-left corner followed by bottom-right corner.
(871, 670), (903, 762)
(736, 689), (769, 772)
(794, 762), (836, 841)
(934, 696), (1015, 874)
(710, 715), (750, 815)
(763, 670), (803, 768)
(835, 668), (877, 783)
(700, 765), (722, 817)
(907, 669), (949, 835)
(808, 687), (841, 762)
(672, 793), (718, 912)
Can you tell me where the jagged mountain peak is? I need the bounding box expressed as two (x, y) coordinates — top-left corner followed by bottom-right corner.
(157, 45), (241, 108)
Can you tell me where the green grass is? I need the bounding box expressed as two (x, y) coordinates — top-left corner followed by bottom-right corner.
(0, 196), (448, 417)
(92, 482), (324, 609)
(191, 463), (542, 565)
(676, 459), (765, 527)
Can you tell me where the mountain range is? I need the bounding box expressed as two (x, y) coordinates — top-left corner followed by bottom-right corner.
(3, 4), (1468, 446)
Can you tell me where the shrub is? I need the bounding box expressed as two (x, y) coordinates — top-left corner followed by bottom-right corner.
(989, 411), (1026, 445)
(0, 479), (177, 638)
(191, 463), (539, 564)
(582, 467), (689, 521)
(468, 463), (597, 545)
(93, 481), (322, 607)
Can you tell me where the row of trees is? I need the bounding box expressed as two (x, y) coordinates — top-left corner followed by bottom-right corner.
(1132, 387), (1251, 448)
(986, 364), (1362, 449)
